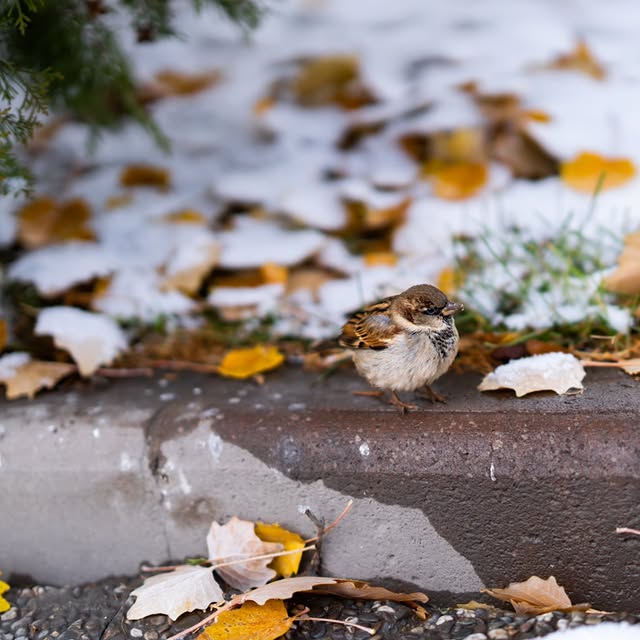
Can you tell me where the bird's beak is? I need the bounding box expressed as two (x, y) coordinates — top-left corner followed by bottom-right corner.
(442, 301), (464, 316)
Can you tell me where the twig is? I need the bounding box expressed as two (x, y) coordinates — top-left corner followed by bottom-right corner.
(141, 359), (221, 374)
(616, 527), (640, 536)
(305, 500), (353, 543)
(95, 367), (154, 377)
(167, 601), (234, 640)
(211, 545), (315, 571)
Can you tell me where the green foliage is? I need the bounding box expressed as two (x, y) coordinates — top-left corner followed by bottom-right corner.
(0, 0), (265, 195)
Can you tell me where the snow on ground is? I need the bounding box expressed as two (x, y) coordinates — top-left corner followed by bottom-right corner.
(4, 0), (640, 338)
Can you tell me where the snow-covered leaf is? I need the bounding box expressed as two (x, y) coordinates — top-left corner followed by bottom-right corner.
(478, 353), (585, 397)
(603, 231), (640, 295)
(162, 231), (220, 295)
(0, 353), (75, 399)
(207, 517), (283, 591)
(8, 242), (118, 296)
(127, 566), (223, 621)
(35, 307), (127, 376)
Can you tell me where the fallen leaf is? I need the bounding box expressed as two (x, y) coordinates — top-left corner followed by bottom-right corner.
(163, 209), (208, 225)
(127, 566), (223, 621)
(456, 600), (503, 613)
(120, 164), (171, 190)
(424, 161), (488, 200)
(525, 340), (570, 356)
(162, 234), (220, 295)
(0, 319), (7, 352)
(199, 599), (294, 640)
(207, 517), (283, 591)
(255, 523), (305, 578)
(478, 352), (585, 397)
(286, 268), (334, 300)
(218, 346), (284, 380)
(482, 576), (588, 615)
(344, 196), (411, 233)
(35, 307), (128, 377)
(236, 576), (339, 606)
(491, 128), (558, 180)
(437, 266), (463, 296)
(0, 358), (76, 400)
(105, 193), (134, 210)
(362, 251), (398, 267)
(142, 68), (221, 101)
(561, 152), (635, 193)
(603, 231), (640, 295)
(543, 40), (606, 80)
(293, 55), (375, 109)
(0, 575), (10, 613)
(17, 196), (94, 249)
(581, 358), (640, 376)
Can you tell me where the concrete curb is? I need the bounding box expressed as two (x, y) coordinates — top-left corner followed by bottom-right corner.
(1, 367), (638, 610)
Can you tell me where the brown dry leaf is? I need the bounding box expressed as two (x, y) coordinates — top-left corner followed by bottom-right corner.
(424, 161), (488, 200)
(544, 40), (606, 80)
(491, 128), (558, 180)
(581, 358), (640, 376)
(482, 576), (590, 615)
(120, 164), (171, 190)
(207, 517), (283, 591)
(293, 55), (376, 109)
(217, 346), (284, 380)
(255, 523), (305, 579)
(478, 353), (585, 397)
(0, 320), (7, 352)
(525, 340), (570, 356)
(603, 230), (640, 295)
(163, 209), (208, 225)
(143, 68), (221, 101)
(561, 152), (635, 193)
(199, 600), (294, 640)
(17, 197), (94, 249)
(456, 600), (503, 613)
(127, 566), (223, 621)
(286, 268), (333, 300)
(344, 197), (411, 232)
(1, 358), (76, 400)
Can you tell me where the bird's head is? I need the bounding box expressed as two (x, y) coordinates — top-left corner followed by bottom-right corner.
(391, 284), (463, 332)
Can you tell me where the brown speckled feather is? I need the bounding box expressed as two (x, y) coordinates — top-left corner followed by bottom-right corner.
(339, 296), (401, 350)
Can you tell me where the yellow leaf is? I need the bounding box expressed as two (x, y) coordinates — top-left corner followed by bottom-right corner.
(482, 576), (581, 615)
(0, 320), (7, 352)
(120, 164), (171, 190)
(261, 263), (288, 285)
(424, 161), (488, 200)
(561, 152), (635, 193)
(437, 267), (460, 296)
(255, 523), (305, 578)
(3, 361), (76, 400)
(199, 600), (293, 640)
(153, 68), (221, 97)
(523, 109), (552, 123)
(0, 577), (10, 613)
(164, 209), (208, 225)
(17, 197), (94, 249)
(218, 346), (284, 379)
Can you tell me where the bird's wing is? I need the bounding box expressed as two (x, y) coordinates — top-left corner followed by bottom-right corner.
(339, 296), (400, 350)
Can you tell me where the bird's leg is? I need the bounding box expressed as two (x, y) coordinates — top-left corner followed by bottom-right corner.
(418, 384), (447, 404)
(388, 391), (418, 413)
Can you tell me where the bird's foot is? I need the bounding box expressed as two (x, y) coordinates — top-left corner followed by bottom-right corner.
(389, 391), (418, 413)
(418, 385), (448, 404)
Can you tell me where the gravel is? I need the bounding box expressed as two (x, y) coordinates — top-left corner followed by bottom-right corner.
(0, 576), (638, 640)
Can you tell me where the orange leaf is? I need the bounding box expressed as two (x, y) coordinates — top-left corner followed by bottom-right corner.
(561, 152), (635, 193)
(153, 68), (221, 96)
(424, 161), (488, 200)
(545, 39), (606, 81)
(120, 164), (171, 189)
(163, 209), (208, 225)
(0, 320), (7, 352)
(199, 600), (294, 640)
(363, 251), (397, 267)
(218, 346), (284, 379)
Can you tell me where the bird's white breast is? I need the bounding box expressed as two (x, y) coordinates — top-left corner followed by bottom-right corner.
(352, 330), (458, 392)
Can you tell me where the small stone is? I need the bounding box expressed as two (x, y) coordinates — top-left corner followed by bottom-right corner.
(464, 634), (487, 640)
(130, 628), (143, 638)
(408, 626), (424, 635)
(143, 632), (159, 640)
(536, 612), (555, 623)
(1, 610), (17, 621)
(488, 629), (509, 640)
(436, 615), (454, 626)
(585, 614), (604, 625)
(556, 619), (569, 631)
(147, 615), (167, 627)
(373, 605), (396, 616)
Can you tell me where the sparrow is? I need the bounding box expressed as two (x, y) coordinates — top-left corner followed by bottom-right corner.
(339, 283), (463, 412)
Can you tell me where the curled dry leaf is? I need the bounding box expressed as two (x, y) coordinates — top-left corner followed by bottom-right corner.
(207, 517), (283, 591)
(217, 346), (284, 380)
(127, 566), (223, 621)
(542, 39), (606, 81)
(198, 599), (293, 640)
(561, 152), (635, 193)
(603, 230), (640, 295)
(254, 523), (305, 579)
(35, 307), (128, 377)
(478, 352), (586, 397)
(235, 577), (339, 606)
(142, 68), (221, 102)
(482, 575), (589, 615)
(120, 164), (171, 189)
(0, 353), (76, 400)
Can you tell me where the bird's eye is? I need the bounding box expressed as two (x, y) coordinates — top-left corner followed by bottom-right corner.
(422, 307), (439, 316)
